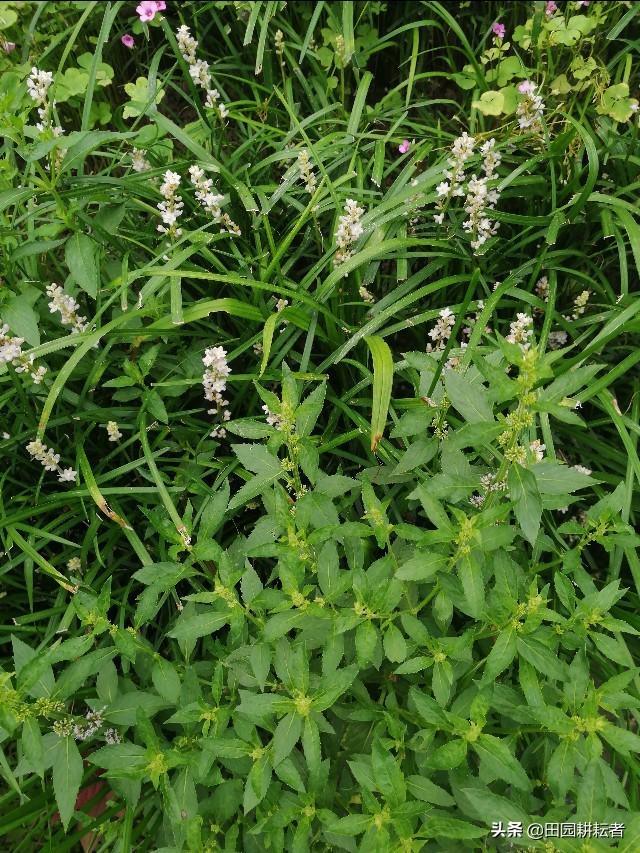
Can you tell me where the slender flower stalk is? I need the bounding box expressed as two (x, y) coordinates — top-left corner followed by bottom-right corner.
(202, 346), (231, 438)
(0, 323), (47, 384)
(176, 25), (228, 119)
(26, 438), (77, 483)
(334, 199), (365, 269)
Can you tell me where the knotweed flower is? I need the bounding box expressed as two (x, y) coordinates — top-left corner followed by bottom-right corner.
(506, 312), (534, 350)
(46, 284), (89, 333)
(189, 165), (241, 235)
(564, 289), (590, 321)
(427, 307), (455, 351)
(176, 24), (228, 119)
(26, 438), (77, 483)
(517, 81), (545, 131)
(434, 132), (475, 223)
(131, 147), (151, 172)
(297, 148), (317, 194)
(105, 421), (122, 442)
(202, 346), (231, 438)
(157, 170), (184, 239)
(334, 199), (365, 269)
(529, 439), (545, 462)
(399, 139), (411, 154)
(0, 324), (47, 384)
(121, 34), (135, 48)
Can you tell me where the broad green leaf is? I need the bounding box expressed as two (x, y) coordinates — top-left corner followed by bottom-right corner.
(52, 737), (83, 831)
(445, 370), (493, 423)
(508, 463), (542, 545)
(65, 234), (99, 298)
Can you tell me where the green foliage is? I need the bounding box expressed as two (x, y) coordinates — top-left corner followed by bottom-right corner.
(0, 1), (640, 850)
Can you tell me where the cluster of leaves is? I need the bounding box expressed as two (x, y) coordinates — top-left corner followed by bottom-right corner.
(1, 1), (640, 851)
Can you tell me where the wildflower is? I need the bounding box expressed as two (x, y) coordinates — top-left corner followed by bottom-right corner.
(427, 307), (455, 351)
(0, 324), (47, 384)
(492, 22), (506, 40)
(546, 0), (558, 15)
(334, 199), (365, 269)
(26, 438), (77, 483)
(3, 40), (16, 53)
(73, 706), (105, 741)
(202, 346), (231, 437)
(121, 34), (135, 48)
(157, 170), (184, 239)
(480, 472), (506, 493)
(53, 718), (74, 738)
(275, 298), (288, 313)
(131, 147), (150, 172)
(535, 275), (549, 301)
(517, 81), (545, 131)
(105, 421), (122, 442)
(359, 285), (375, 304)
(469, 494), (485, 508)
(573, 464), (592, 476)
(136, 1), (165, 23)
(104, 728), (121, 745)
(506, 313), (534, 350)
(46, 283), (88, 333)
(189, 165), (241, 235)
(297, 148), (317, 194)
(274, 29), (285, 59)
(175, 24), (228, 119)
(67, 557), (82, 574)
(399, 139), (411, 155)
(565, 290), (590, 321)
(26, 67), (53, 105)
(529, 439), (545, 462)
(434, 132), (475, 222)
(548, 330), (568, 349)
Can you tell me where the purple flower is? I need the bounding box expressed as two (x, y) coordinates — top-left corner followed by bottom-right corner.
(121, 34), (135, 48)
(546, 0), (558, 15)
(398, 139), (411, 155)
(492, 22), (506, 40)
(136, 0), (165, 22)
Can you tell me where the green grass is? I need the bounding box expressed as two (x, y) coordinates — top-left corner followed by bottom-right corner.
(1, 1), (640, 850)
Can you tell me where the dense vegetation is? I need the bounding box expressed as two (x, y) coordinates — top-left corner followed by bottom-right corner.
(1, 1), (640, 850)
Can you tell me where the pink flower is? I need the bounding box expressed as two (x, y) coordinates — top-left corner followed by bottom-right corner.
(398, 139), (411, 155)
(492, 22), (506, 40)
(546, 0), (558, 15)
(518, 80), (536, 94)
(121, 34), (135, 48)
(136, 0), (164, 22)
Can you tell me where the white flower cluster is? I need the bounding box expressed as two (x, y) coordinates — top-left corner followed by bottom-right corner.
(297, 148), (317, 194)
(46, 283), (88, 333)
(359, 285), (375, 304)
(506, 312), (534, 350)
(529, 439), (545, 462)
(158, 170), (184, 239)
(27, 67), (63, 137)
(104, 727), (121, 745)
(73, 707), (105, 742)
(573, 464), (592, 476)
(462, 139), (501, 252)
(105, 421), (122, 442)
(427, 307), (455, 351)
(334, 199), (365, 269)
(470, 471), (507, 507)
(0, 324), (47, 384)
(274, 29), (285, 59)
(434, 131), (476, 223)
(535, 275), (549, 301)
(564, 289), (590, 321)
(517, 81), (545, 131)
(26, 438), (77, 483)
(67, 556), (82, 574)
(176, 25), (228, 119)
(188, 165), (241, 236)
(548, 330), (568, 349)
(131, 147), (151, 172)
(202, 346), (231, 438)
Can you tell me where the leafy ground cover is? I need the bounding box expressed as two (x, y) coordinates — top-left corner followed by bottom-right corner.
(1, 1), (640, 850)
